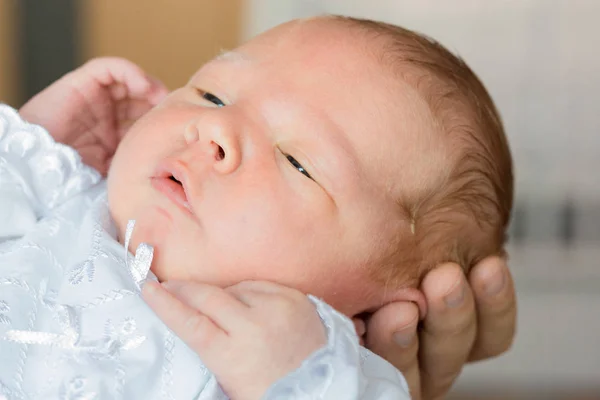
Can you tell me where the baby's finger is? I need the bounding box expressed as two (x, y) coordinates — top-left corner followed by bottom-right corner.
(142, 281), (227, 355)
(117, 119), (136, 139)
(109, 82), (128, 102)
(106, 72), (166, 104)
(468, 256), (517, 361)
(117, 98), (158, 125)
(80, 57), (167, 103)
(112, 73), (168, 104)
(145, 75), (169, 105)
(160, 280), (249, 332)
(114, 98), (159, 140)
(224, 280), (302, 307)
(227, 280), (290, 294)
(77, 145), (111, 176)
(77, 58), (147, 95)
(419, 263), (477, 400)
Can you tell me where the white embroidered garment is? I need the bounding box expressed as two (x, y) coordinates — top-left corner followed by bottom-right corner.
(0, 105), (411, 399)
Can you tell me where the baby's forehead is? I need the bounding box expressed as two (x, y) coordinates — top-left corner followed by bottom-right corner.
(191, 18), (445, 202)
(236, 19), (378, 64)
(192, 18), (397, 86)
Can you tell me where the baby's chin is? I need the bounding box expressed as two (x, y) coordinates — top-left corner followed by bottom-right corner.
(121, 219), (176, 283)
(147, 251), (170, 283)
(116, 210), (203, 283)
(107, 196), (172, 255)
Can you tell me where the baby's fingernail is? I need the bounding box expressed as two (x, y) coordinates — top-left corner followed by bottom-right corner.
(484, 266), (506, 297)
(444, 280), (465, 308)
(393, 330), (415, 348)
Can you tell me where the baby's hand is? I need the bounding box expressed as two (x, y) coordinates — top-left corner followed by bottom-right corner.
(143, 280), (326, 400)
(19, 57), (168, 175)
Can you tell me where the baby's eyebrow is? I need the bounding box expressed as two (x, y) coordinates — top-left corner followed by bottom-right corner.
(214, 49), (252, 65)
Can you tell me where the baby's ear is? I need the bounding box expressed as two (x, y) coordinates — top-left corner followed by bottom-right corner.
(380, 286), (427, 320)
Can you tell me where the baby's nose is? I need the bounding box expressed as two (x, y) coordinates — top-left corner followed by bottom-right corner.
(184, 122), (241, 175)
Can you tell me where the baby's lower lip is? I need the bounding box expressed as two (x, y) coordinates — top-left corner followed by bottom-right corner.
(150, 177), (193, 215)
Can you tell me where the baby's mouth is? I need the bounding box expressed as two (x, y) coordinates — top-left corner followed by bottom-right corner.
(169, 175), (182, 185)
(151, 162), (194, 215)
(155, 176), (191, 211)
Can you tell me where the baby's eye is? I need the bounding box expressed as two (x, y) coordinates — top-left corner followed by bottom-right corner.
(286, 155), (312, 180)
(199, 90), (226, 107)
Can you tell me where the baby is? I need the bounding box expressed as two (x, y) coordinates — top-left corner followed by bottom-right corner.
(0, 15), (512, 400)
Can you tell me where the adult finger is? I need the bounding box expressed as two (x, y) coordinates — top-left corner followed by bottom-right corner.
(142, 280), (227, 353)
(419, 263), (477, 400)
(365, 301), (421, 400)
(468, 256), (517, 361)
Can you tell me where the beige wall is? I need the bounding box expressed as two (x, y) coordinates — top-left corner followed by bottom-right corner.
(80, 1), (244, 90)
(0, 0), (18, 105)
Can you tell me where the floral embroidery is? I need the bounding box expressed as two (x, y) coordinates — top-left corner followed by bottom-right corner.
(59, 376), (97, 400)
(68, 260), (96, 285)
(0, 301), (10, 326)
(104, 317), (146, 352)
(0, 379), (15, 399)
(73, 289), (136, 311)
(41, 216), (63, 237)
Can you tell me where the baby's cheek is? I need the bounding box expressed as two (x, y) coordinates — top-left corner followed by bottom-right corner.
(107, 184), (127, 241)
(310, 272), (380, 318)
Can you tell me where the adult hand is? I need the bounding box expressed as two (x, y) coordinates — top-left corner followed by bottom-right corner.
(19, 57), (168, 175)
(364, 256), (516, 400)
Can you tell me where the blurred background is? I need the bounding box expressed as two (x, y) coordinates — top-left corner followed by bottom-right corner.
(1, 0), (598, 398)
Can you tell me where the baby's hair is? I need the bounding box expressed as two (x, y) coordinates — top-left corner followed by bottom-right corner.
(326, 16), (514, 286)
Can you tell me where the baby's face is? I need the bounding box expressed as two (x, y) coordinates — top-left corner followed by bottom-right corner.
(108, 20), (439, 316)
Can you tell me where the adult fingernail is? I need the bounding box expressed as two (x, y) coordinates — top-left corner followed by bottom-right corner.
(444, 280), (465, 308)
(484, 266), (506, 296)
(393, 330), (415, 348)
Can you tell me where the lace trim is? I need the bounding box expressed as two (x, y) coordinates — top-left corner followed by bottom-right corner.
(0, 104), (101, 216)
